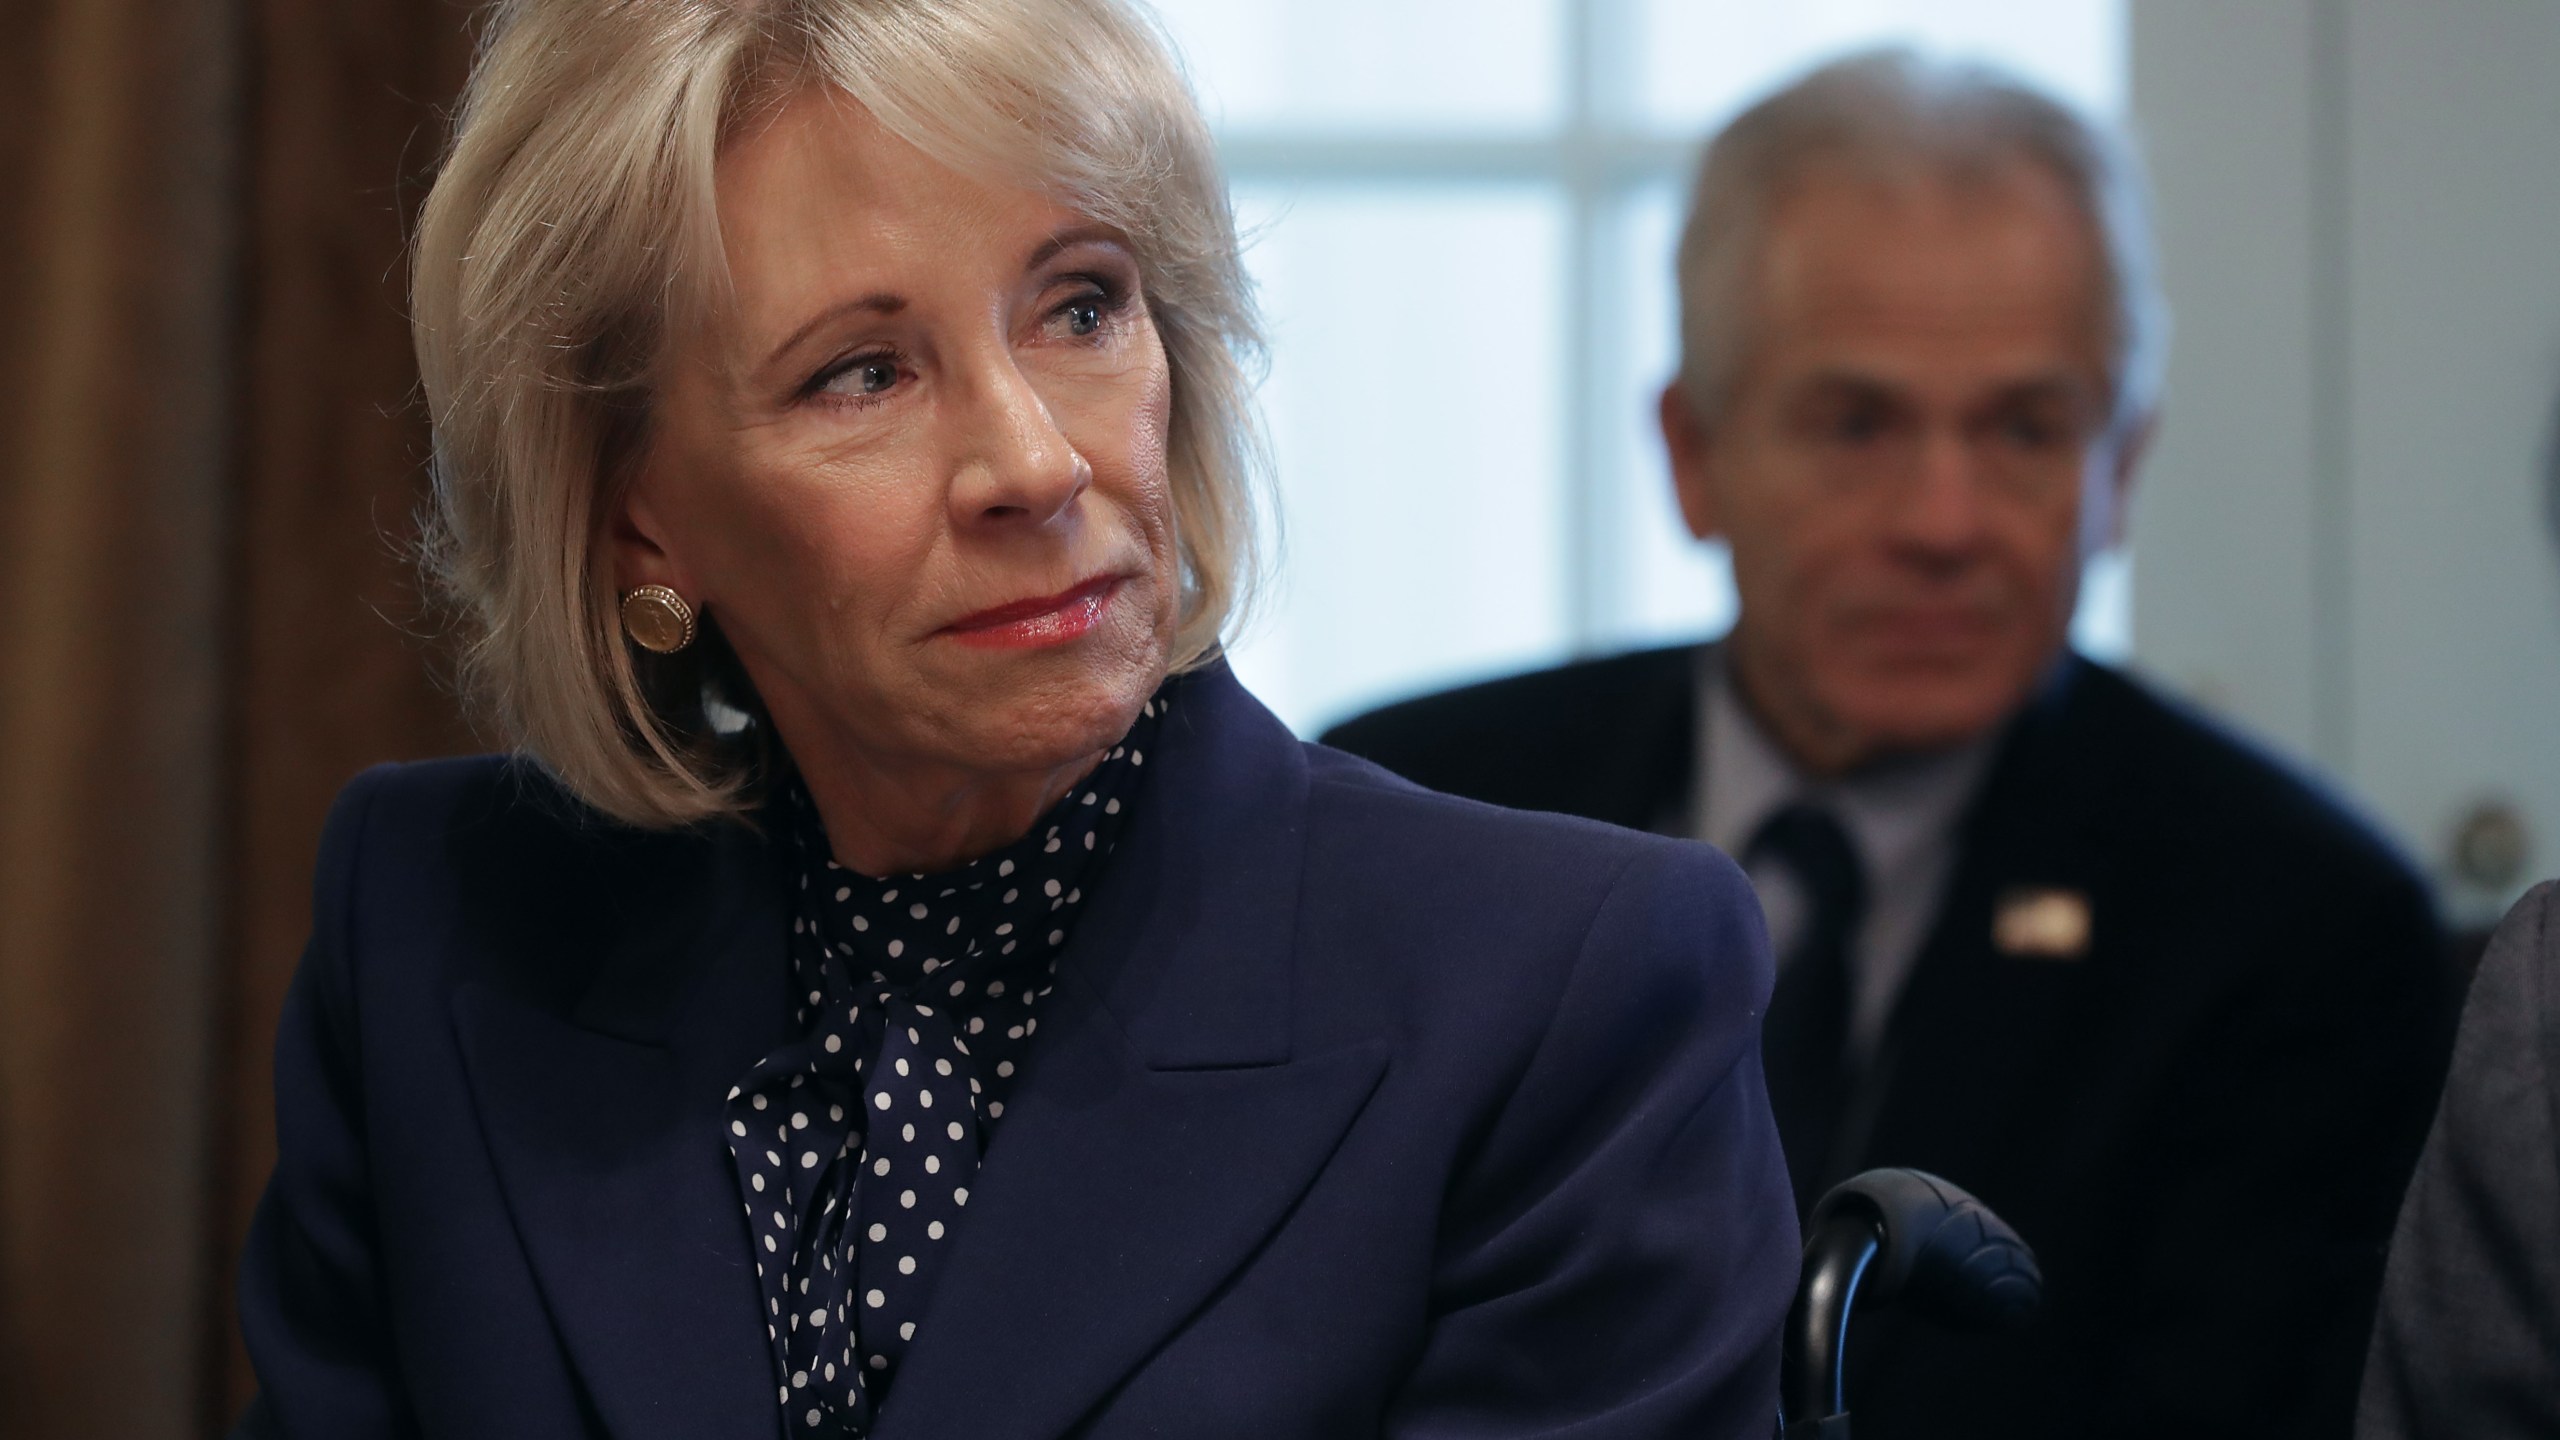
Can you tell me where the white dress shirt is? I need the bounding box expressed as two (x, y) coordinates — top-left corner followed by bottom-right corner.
(1692, 649), (1997, 1064)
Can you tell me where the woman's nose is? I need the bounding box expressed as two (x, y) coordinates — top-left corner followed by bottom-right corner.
(948, 357), (1090, 527)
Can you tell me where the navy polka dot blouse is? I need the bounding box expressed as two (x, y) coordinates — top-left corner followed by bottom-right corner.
(724, 693), (1165, 1437)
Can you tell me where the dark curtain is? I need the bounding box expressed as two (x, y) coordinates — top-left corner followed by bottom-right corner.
(0, 1), (477, 1435)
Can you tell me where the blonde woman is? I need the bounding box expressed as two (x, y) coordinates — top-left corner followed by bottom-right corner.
(230, 3), (1795, 1436)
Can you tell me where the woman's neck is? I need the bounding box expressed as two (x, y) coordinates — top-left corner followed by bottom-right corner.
(792, 744), (1107, 877)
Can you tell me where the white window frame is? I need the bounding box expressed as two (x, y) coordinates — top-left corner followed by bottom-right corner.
(1210, 0), (1697, 654)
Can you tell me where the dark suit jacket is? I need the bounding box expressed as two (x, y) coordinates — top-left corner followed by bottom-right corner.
(2359, 881), (2560, 1439)
(1324, 644), (2457, 1440)
(233, 663), (1797, 1440)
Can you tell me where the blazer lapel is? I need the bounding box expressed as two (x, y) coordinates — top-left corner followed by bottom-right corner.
(453, 818), (795, 1440)
(874, 665), (1389, 1440)
(873, 984), (1387, 1440)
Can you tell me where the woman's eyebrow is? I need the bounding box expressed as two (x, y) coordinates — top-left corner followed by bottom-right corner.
(1023, 224), (1128, 273)
(766, 293), (907, 370)
(760, 227), (1126, 373)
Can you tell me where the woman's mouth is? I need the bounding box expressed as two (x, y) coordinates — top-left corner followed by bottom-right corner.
(940, 575), (1123, 650)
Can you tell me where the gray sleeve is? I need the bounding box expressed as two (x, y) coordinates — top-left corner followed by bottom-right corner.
(2360, 881), (2560, 1440)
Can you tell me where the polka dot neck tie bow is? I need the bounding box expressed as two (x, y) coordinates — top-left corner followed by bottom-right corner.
(727, 695), (1164, 1437)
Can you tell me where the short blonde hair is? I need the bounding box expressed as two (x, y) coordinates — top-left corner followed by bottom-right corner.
(414, 0), (1265, 828)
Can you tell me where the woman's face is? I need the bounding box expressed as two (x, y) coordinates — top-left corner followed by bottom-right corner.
(618, 88), (1180, 789)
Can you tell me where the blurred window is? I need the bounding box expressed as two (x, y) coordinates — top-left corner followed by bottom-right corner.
(1150, 0), (2129, 733)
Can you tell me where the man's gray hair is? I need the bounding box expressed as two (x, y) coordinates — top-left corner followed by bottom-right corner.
(1672, 47), (2169, 436)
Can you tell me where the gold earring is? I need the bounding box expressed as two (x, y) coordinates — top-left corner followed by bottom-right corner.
(620, 584), (697, 654)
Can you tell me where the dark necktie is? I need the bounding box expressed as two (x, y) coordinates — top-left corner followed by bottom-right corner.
(1747, 802), (1869, 1213)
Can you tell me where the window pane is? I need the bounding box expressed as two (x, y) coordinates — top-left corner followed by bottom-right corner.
(1221, 186), (1571, 735)
(1594, 180), (1737, 650)
(1149, 0), (1567, 135)
(1633, 0), (2126, 134)
(2074, 550), (2132, 661)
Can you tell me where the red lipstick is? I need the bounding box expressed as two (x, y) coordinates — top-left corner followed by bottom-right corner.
(941, 575), (1120, 650)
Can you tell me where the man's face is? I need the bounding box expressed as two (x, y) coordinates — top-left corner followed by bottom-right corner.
(1663, 161), (2142, 774)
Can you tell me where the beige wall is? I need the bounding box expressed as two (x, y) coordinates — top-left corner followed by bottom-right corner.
(2133, 0), (2560, 926)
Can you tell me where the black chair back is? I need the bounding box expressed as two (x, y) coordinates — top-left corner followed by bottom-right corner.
(1778, 1168), (2042, 1439)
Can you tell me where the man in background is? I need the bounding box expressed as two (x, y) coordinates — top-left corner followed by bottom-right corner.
(1325, 51), (2452, 1439)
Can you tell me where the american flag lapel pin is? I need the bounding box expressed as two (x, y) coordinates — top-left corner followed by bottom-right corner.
(1993, 887), (2092, 960)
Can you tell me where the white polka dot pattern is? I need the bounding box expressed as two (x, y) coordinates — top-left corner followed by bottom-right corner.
(725, 696), (1164, 1437)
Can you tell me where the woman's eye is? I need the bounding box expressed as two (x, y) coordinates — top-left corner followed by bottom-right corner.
(1063, 297), (1104, 337)
(820, 357), (899, 398)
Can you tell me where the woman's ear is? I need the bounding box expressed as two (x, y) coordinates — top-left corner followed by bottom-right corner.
(1658, 383), (1725, 542)
(608, 460), (689, 597)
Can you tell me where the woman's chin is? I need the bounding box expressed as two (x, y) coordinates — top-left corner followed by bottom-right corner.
(913, 644), (1165, 773)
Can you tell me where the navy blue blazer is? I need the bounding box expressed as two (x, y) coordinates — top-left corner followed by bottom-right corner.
(234, 665), (1797, 1440)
